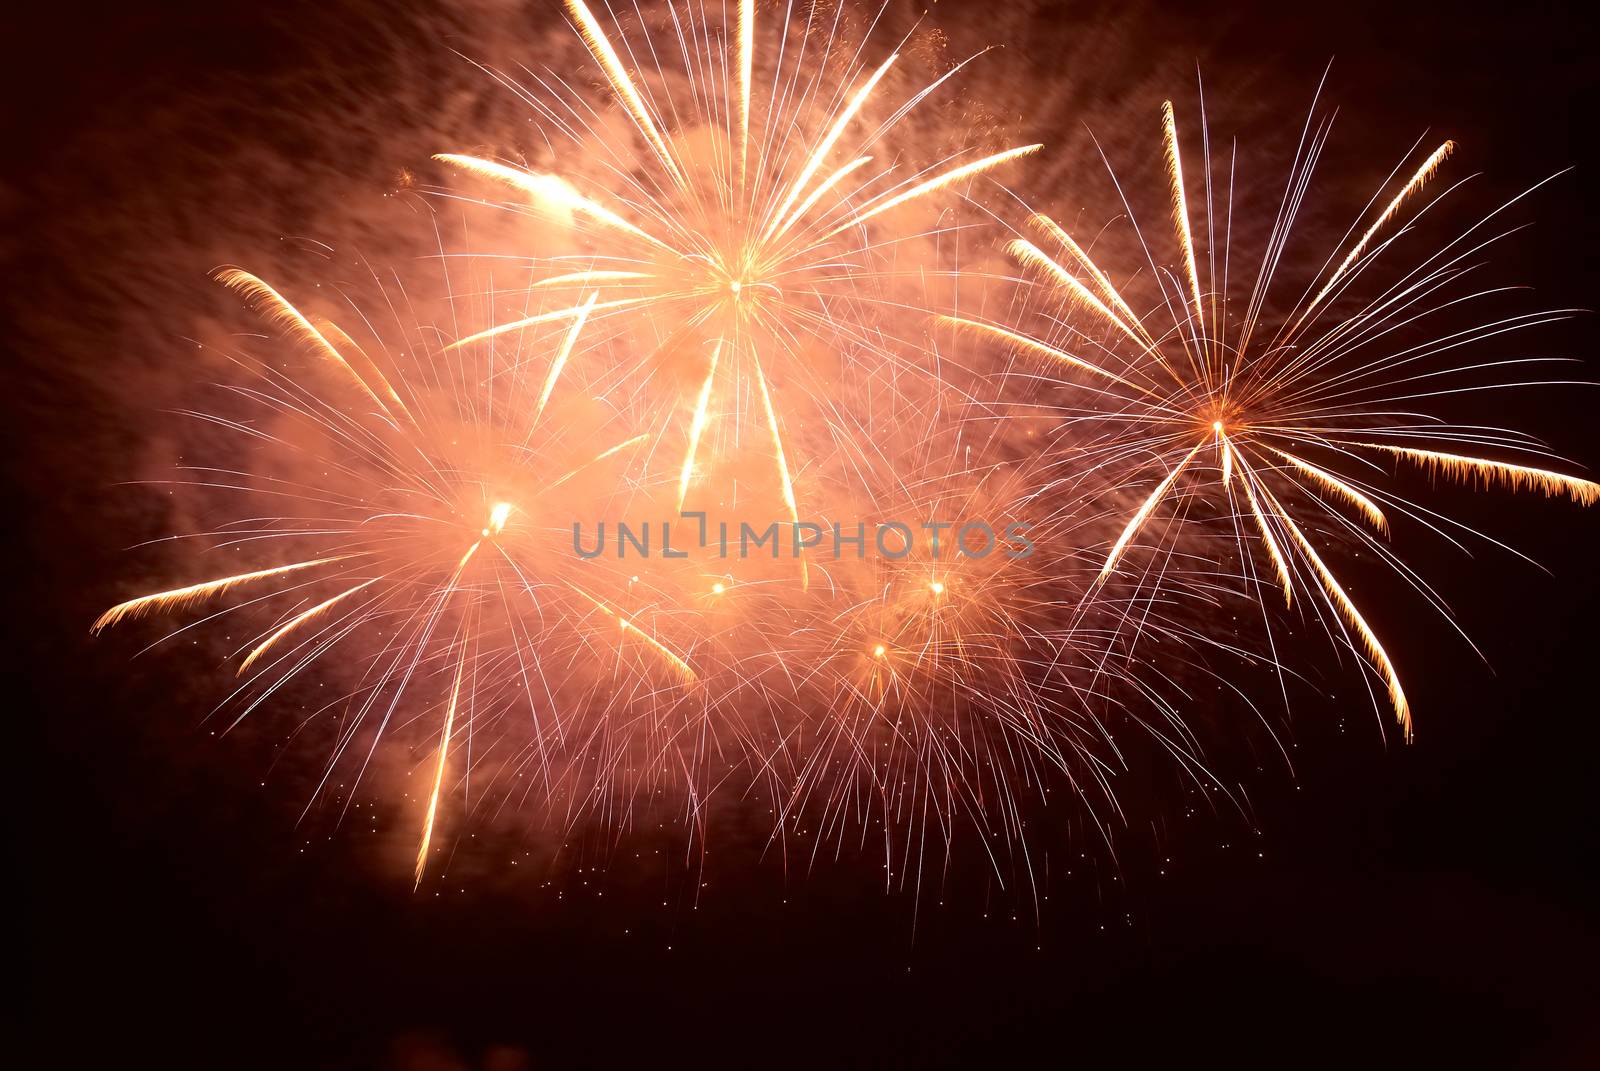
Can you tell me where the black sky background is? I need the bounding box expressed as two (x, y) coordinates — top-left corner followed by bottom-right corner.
(10, 1), (1600, 1066)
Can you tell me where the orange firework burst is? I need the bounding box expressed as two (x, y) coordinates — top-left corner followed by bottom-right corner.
(952, 88), (1595, 741)
(433, 0), (1037, 585)
(93, 264), (705, 884)
(89, 5), (1595, 899)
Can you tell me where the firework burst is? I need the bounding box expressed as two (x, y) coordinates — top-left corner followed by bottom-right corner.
(89, 3), (1595, 899)
(433, 0), (1037, 585)
(953, 88), (1596, 741)
(92, 262), (714, 883)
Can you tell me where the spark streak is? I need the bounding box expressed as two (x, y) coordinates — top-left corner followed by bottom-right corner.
(239, 579), (380, 674)
(415, 642), (468, 887)
(94, 556), (356, 632)
(1354, 443), (1600, 504)
(1098, 441), (1206, 581)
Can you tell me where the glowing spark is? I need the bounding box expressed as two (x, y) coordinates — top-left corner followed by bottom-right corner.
(1030, 214), (1153, 344)
(94, 556), (356, 632)
(531, 291), (596, 431)
(312, 317), (415, 424)
(562, 0), (687, 188)
(445, 295), (645, 351)
(1353, 443), (1600, 505)
(1161, 101), (1209, 356)
(483, 501), (514, 537)
(1231, 448), (1295, 606)
(1098, 441), (1206, 581)
(1302, 141), (1456, 321)
(751, 351), (805, 588)
(569, 585), (697, 684)
(533, 270), (651, 288)
(216, 270), (399, 415)
(938, 315), (1144, 391)
(1279, 511), (1411, 740)
(769, 156), (874, 243)
(1270, 448), (1390, 533)
(677, 340), (722, 510)
(546, 433), (651, 492)
(821, 144), (1042, 241)
(239, 579), (379, 674)
(415, 643), (468, 888)
(758, 54), (899, 244)
(433, 155), (670, 250)
(1010, 238), (1152, 355)
(737, 0), (754, 187)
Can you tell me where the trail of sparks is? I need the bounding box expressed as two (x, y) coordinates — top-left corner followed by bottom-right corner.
(94, 556), (357, 631)
(1301, 140), (1456, 323)
(568, 584), (698, 685)
(1354, 443), (1600, 504)
(677, 341), (721, 511)
(532, 291), (598, 432)
(1161, 101), (1210, 370)
(239, 579), (380, 674)
(416, 640), (469, 887)
(1098, 441), (1206, 581)
(1279, 508), (1412, 740)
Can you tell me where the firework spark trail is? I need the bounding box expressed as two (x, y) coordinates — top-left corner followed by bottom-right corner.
(676, 340), (721, 510)
(1352, 443), (1600, 504)
(1162, 100), (1210, 376)
(531, 291), (598, 431)
(1299, 140), (1457, 324)
(238, 578), (381, 674)
(936, 314), (1147, 392)
(1231, 446), (1295, 604)
(1098, 441), (1206, 581)
(1277, 499), (1412, 738)
(94, 555), (359, 631)
(1267, 448), (1390, 534)
(567, 584), (697, 685)
(416, 637), (469, 887)
(216, 269), (410, 422)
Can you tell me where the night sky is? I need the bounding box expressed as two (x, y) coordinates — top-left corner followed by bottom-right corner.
(12, 1), (1600, 1066)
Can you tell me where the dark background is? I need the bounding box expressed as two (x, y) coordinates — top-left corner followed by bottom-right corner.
(10, 1), (1599, 1066)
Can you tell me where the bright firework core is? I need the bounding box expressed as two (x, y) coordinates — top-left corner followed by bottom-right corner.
(482, 502), (513, 538)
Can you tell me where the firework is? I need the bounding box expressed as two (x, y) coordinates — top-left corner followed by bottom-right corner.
(433, 0), (1038, 586)
(953, 92), (1596, 741)
(93, 263), (708, 883)
(90, 2), (1594, 897)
